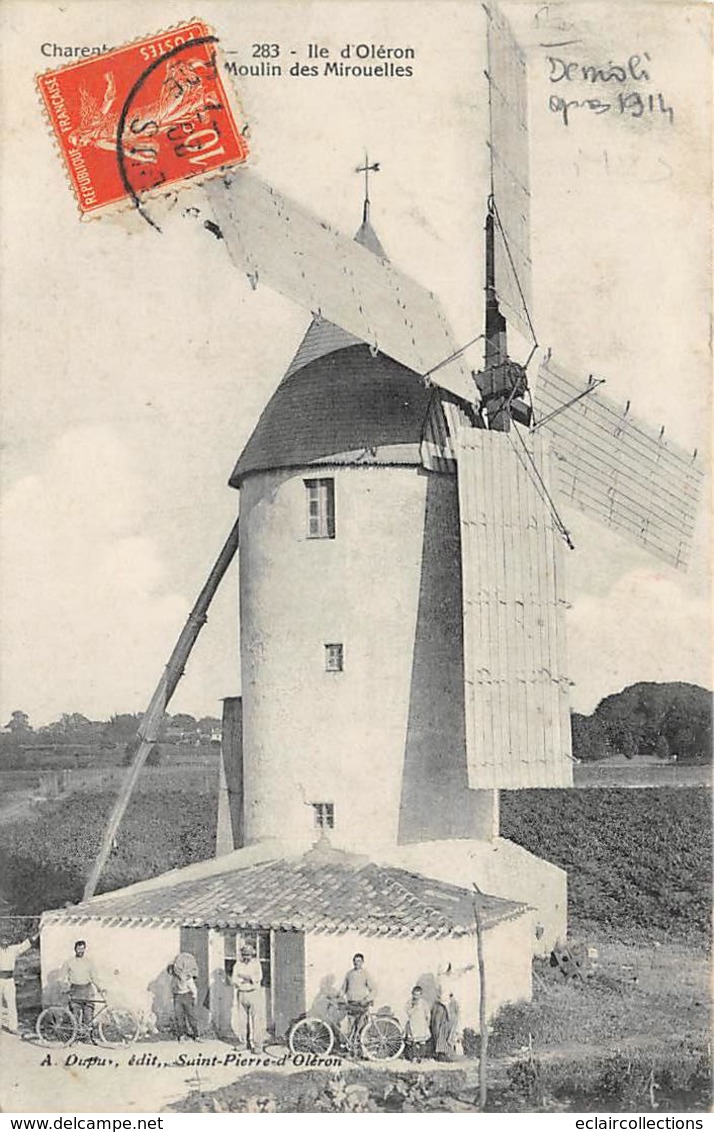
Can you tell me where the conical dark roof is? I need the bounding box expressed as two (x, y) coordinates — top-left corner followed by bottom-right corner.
(230, 344), (433, 485)
(230, 209), (440, 484)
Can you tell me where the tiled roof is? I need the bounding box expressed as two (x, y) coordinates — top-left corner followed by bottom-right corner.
(44, 846), (528, 939)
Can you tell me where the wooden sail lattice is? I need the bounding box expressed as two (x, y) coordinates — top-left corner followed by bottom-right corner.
(534, 358), (704, 570)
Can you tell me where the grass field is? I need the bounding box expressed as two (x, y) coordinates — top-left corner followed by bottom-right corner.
(500, 788), (711, 946)
(574, 762), (711, 788)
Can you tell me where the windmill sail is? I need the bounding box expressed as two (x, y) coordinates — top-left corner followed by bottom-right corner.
(204, 171), (475, 400)
(486, 1), (533, 343)
(457, 426), (573, 789)
(534, 357), (704, 569)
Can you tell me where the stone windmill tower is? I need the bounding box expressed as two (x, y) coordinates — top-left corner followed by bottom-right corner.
(221, 194), (509, 855)
(83, 5), (702, 948)
(207, 1), (700, 900)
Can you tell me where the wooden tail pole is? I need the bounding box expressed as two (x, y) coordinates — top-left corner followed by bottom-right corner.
(82, 517), (241, 902)
(473, 884), (488, 1111)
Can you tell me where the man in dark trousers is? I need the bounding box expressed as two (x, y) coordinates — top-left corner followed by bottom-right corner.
(60, 940), (104, 1029)
(339, 953), (376, 1044)
(169, 952), (200, 1041)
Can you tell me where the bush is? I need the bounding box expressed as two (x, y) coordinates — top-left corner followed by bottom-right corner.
(170, 1045), (712, 1113)
(122, 742), (161, 767)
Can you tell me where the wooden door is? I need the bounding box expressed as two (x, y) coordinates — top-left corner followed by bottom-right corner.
(180, 926), (211, 1030)
(271, 930), (305, 1038)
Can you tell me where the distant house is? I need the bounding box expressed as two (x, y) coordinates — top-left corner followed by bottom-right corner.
(163, 727), (200, 746)
(40, 843), (533, 1038)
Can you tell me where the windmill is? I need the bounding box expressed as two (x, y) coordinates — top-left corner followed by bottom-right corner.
(82, 1), (704, 900)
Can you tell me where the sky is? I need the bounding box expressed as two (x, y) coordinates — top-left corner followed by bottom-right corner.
(0, 0), (711, 727)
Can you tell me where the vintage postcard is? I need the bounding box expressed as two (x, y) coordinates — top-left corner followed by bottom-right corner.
(0, 0), (711, 1118)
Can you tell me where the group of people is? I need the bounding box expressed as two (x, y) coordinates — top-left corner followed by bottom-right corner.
(0, 935), (105, 1036)
(168, 942), (264, 1048)
(0, 931), (263, 1047)
(2, 931), (463, 1061)
(0, 931), (260, 1046)
(340, 952), (461, 1062)
(404, 983), (460, 1062)
(170, 947), (462, 1059)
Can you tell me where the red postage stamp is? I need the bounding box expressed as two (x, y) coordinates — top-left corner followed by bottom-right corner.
(37, 21), (249, 218)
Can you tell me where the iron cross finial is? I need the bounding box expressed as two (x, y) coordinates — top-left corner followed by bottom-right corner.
(355, 153), (380, 223)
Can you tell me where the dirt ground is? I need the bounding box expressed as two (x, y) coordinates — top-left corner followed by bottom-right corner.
(0, 1029), (326, 1113)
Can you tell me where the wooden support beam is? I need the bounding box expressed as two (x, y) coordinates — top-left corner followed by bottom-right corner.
(82, 517), (241, 902)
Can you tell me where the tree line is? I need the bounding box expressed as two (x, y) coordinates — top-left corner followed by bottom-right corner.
(2, 710), (221, 751)
(4, 680), (711, 763)
(571, 682), (712, 764)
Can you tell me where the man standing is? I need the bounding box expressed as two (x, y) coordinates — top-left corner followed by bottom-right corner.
(340, 953), (376, 1042)
(60, 940), (104, 1029)
(0, 931), (35, 1033)
(231, 943), (263, 1052)
(169, 952), (200, 1041)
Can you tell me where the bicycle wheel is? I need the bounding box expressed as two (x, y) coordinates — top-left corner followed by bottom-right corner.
(36, 1005), (77, 1046)
(95, 1007), (141, 1048)
(360, 1015), (405, 1062)
(288, 1016), (335, 1057)
(262, 1034), (289, 1059)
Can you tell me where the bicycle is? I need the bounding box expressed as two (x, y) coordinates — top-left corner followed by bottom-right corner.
(288, 996), (404, 1062)
(35, 995), (140, 1049)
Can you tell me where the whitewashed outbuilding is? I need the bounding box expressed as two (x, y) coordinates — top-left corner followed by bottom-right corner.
(40, 842), (534, 1038)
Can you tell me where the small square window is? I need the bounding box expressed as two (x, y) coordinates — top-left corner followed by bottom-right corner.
(324, 643), (344, 672)
(305, 478), (335, 539)
(312, 802), (335, 830)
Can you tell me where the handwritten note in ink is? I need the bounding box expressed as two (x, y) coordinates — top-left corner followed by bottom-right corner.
(545, 53), (675, 127)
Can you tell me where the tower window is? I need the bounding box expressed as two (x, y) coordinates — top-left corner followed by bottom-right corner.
(324, 643), (344, 672)
(312, 802), (335, 830)
(305, 478), (335, 539)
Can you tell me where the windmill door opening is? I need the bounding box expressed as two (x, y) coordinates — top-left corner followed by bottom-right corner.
(219, 929), (306, 1039)
(222, 929), (272, 1038)
(271, 930), (306, 1038)
(179, 926), (211, 1031)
